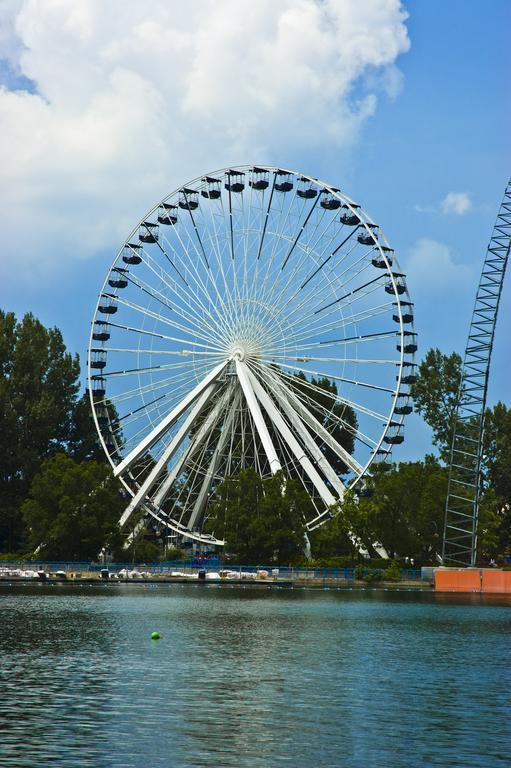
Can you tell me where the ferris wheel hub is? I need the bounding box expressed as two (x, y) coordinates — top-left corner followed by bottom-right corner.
(231, 345), (246, 361)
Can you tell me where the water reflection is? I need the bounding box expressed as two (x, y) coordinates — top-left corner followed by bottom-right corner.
(0, 585), (510, 767)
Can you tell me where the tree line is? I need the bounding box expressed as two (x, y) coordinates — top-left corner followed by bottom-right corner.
(0, 309), (509, 564)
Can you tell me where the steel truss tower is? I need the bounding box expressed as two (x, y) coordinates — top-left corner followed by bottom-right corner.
(443, 180), (511, 566)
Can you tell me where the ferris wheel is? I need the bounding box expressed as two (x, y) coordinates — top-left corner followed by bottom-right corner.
(88, 165), (416, 546)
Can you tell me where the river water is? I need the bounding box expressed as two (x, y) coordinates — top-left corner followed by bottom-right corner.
(0, 584), (509, 768)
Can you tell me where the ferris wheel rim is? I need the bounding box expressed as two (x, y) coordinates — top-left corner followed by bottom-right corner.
(88, 164), (415, 545)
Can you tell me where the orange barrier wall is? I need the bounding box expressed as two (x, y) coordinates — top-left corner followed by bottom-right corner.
(481, 570), (511, 594)
(435, 569), (511, 593)
(435, 569), (481, 592)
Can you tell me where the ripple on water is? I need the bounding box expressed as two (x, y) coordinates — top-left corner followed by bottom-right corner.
(0, 585), (510, 768)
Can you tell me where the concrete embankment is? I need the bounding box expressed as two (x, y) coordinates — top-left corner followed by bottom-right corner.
(0, 568), (433, 590)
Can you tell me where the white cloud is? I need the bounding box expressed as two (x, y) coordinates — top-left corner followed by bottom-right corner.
(404, 238), (473, 292)
(0, 0), (410, 281)
(441, 191), (472, 215)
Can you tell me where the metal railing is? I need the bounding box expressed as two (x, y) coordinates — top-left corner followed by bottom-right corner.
(0, 560), (423, 581)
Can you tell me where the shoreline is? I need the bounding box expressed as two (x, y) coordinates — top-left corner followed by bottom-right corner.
(0, 575), (432, 590)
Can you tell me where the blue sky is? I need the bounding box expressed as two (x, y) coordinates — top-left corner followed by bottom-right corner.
(1, 0), (510, 462)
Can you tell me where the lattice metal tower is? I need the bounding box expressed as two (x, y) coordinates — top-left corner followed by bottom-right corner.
(443, 180), (511, 566)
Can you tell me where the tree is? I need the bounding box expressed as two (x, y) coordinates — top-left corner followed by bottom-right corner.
(482, 402), (511, 506)
(22, 453), (124, 560)
(291, 372), (358, 475)
(68, 392), (106, 462)
(411, 348), (462, 458)
(207, 469), (308, 563)
(481, 402), (511, 554)
(316, 490), (381, 561)
(0, 311), (81, 551)
(314, 458), (448, 563)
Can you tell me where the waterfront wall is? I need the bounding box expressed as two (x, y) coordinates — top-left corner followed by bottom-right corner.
(0, 560), (424, 583)
(435, 568), (511, 594)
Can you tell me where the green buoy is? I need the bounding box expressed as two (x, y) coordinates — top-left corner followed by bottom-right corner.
(151, 631), (161, 640)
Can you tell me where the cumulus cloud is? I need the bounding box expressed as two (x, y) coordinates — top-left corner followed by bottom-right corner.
(441, 191), (472, 215)
(404, 238), (473, 292)
(0, 0), (410, 280)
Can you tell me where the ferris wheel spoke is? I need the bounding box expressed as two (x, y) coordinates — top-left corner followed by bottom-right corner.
(200, 198), (241, 322)
(312, 273), (388, 316)
(181, 192), (210, 270)
(178, 211), (246, 345)
(276, 240), (374, 329)
(137, 236), (189, 289)
(153, 388), (233, 509)
(269, 364), (390, 423)
(114, 391), (168, 425)
(262, 353), (400, 366)
(280, 194), (322, 272)
(297, 227), (360, 292)
(262, 331), (400, 358)
(111, 293), (225, 349)
(100, 359), (213, 378)
(254, 363), (364, 474)
(246, 366), (338, 506)
(122, 258), (228, 346)
(256, 171), (277, 261)
(114, 359), (229, 477)
(101, 364), (209, 409)
(119, 382), (218, 529)
(284, 303), (394, 346)
(259, 189), (303, 297)
(256, 182), (298, 299)
(235, 359), (281, 474)
(111, 375), (207, 437)
(271, 360), (395, 395)
(260, 202), (343, 310)
(105, 320), (225, 352)
(138, 261), (232, 349)
(99, 346), (225, 358)
(187, 397), (239, 530)
(160, 225), (235, 341)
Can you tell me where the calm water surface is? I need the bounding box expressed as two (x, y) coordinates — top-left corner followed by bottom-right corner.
(0, 584), (509, 768)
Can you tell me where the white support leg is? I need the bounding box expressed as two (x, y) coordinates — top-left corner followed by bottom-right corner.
(187, 396), (239, 530)
(114, 359), (229, 477)
(152, 388), (232, 509)
(235, 358), (281, 474)
(258, 365), (362, 475)
(244, 365), (337, 508)
(257, 367), (386, 558)
(257, 370), (346, 499)
(119, 383), (218, 529)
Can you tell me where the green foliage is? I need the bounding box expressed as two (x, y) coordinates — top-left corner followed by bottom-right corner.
(0, 311), (82, 550)
(483, 402), (511, 509)
(163, 547), (189, 561)
(354, 566), (382, 583)
(295, 555), (356, 568)
(292, 372), (358, 475)
(68, 393), (106, 462)
(124, 537), (161, 563)
(22, 453), (124, 560)
(411, 348), (462, 458)
(477, 489), (503, 558)
(207, 468), (308, 563)
(1, 312), (510, 569)
(310, 458), (447, 564)
(381, 560), (402, 582)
